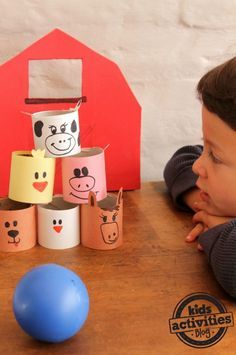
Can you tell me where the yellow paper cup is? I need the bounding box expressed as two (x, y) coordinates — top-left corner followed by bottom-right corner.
(0, 199), (36, 252)
(32, 108), (81, 158)
(9, 150), (55, 204)
(37, 196), (80, 249)
(62, 147), (107, 204)
(81, 188), (123, 250)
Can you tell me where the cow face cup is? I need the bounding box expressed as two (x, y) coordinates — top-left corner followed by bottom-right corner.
(32, 106), (81, 158)
(81, 188), (123, 250)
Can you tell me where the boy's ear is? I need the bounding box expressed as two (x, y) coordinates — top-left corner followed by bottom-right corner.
(88, 191), (98, 207)
(116, 187), (123, 205)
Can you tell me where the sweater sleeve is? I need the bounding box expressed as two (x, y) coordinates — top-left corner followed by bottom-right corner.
(163, 145), (203, 211)
(199, 221), (236, 298)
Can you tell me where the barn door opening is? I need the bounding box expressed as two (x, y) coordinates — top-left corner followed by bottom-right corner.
(26, 59), (86, 104)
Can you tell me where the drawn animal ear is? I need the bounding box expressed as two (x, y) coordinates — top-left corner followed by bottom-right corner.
(116, 187), (123, 205)
(34, 120), (44, 137)
(88, 191), (98, 207)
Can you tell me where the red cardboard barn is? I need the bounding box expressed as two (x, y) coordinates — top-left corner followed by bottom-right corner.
(0, 29), (141, 196)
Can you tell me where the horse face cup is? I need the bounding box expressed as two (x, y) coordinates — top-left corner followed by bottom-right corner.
(81, 188), (123, 250)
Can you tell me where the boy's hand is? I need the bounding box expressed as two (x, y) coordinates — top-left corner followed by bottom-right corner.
(183, 187), (206, 250)
(185, 211), (233, 251)
(192, 210), (233, 230)
(183, 187), (235, 250)
(185, 221), (206, 251)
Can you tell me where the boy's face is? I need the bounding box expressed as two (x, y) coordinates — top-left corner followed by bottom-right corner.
(192, 105), (236, 217)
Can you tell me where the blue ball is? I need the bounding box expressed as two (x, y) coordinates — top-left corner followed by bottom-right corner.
(13, 263), (89, 343)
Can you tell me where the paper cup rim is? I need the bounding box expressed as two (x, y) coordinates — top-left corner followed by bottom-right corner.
(12, 151), (53, 160)
(0, 198), (34, 211)
(97, 194), (118, 210)
(38, 196), (79, 211)
(65, 147), (104, 158)
(32, 109), (78, 119)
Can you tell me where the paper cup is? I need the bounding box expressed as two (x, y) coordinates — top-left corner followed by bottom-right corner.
(62, 147), (107, 204)
(0, 199), (36, 252)
(37, 196), (80, 249)
(32, 108), (81, 157)
(9, 150), (55, 204)
(81, 188), (123, 250)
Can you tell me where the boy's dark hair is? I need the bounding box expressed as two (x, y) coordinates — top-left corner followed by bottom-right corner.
(197, 57), (236, 130)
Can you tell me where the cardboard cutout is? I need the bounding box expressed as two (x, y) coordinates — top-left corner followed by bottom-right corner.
(0, 29), (141, 195)
(37, 196), (80, 249)
(9, 149), (55, 204)
(0, 199), (36, 252)
(81, 188), (123, 250)
(62, 147), (107, 204)
(31, 106), (81, 157)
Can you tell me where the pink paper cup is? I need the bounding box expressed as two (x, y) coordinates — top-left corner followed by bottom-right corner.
(62, 147), (107, 204)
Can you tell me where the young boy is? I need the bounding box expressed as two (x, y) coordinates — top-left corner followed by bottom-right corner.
(164, 57), (236, 298)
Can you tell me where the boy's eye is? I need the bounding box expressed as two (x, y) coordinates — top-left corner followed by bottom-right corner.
(208, 150), (222, 164)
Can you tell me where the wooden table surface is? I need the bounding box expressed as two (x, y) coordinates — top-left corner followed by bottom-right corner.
(0, 182), (236, 354)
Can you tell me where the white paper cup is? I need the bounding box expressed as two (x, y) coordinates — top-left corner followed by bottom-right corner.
(37, 196), (80, 249)
(32, 109), (81, 157)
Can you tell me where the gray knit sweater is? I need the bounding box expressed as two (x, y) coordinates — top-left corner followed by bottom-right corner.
(164, 145), (236, 298)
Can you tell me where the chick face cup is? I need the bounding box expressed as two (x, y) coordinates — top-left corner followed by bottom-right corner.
(9, 149), (55, 204)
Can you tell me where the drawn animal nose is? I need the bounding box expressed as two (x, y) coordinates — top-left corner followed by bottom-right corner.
(58, 137), (71, 143)
(8, 230), (19, 238)
(53, 225), (63, 233)
(33, 181), (48, 192)
(101, 222), (119, 244)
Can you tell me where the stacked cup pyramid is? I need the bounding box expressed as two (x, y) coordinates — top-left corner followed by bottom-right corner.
(1, 103), (123, 252)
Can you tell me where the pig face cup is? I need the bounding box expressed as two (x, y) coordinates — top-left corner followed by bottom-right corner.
(62, 147), (107, 204)
(9, 149), (55, 204)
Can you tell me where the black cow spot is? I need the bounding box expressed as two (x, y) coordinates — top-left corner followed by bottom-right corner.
(71, 120), (77, 133)
(34, 120), (44, 137)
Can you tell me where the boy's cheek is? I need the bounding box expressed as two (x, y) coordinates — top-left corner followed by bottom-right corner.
(211, 197), (236, 217)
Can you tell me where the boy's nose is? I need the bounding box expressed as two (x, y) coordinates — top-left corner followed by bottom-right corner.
(192, 155), (208, 178)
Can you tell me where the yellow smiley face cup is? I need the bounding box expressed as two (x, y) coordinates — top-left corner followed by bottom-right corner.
(9, 149), (55, 204)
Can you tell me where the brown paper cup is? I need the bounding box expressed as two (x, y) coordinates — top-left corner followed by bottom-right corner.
(81, 188), (123, 250)
(0, 199), (36, 252)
